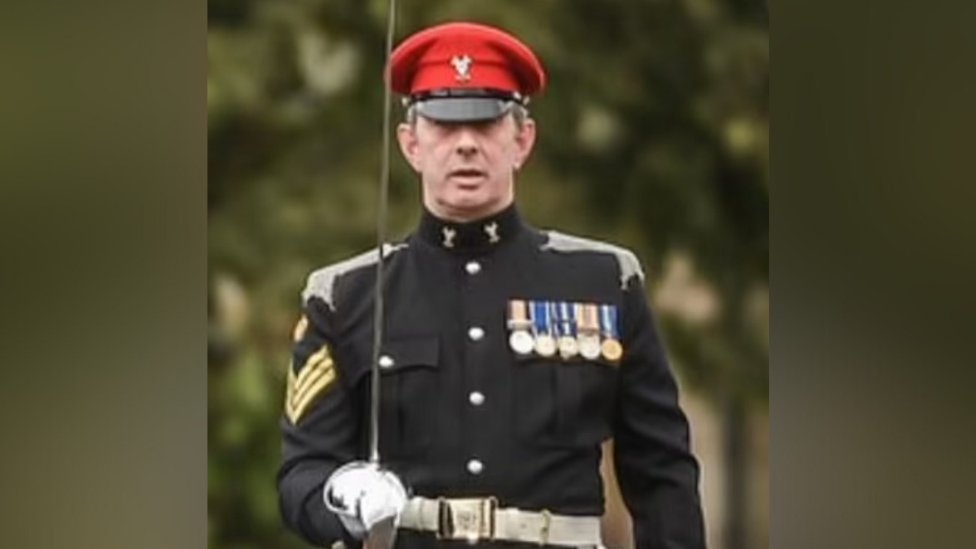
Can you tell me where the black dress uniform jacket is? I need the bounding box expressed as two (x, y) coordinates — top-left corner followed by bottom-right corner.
(278, 206), (705, 549)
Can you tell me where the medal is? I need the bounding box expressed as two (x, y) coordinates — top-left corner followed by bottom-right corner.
(599, 304), (623, 362)
(558, 336), (578, 358)
(556, 301), (578, 359)
(577, 303), (602, 360)
(535, 334), (557, 357)
(579, 335), (601, 360)
(532, 301), (556, 357)
(507, 300), (534, 355)
(510, 331), (535, 355)
(600, 338), (623, 362)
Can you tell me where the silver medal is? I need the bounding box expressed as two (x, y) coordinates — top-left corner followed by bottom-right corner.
(579, 334), (602, 360)
(535, 334), (557, 357)
(509, 330), (535, 355)
(558, 336), (578, 359)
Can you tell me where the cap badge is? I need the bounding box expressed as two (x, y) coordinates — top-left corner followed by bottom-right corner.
(450, 54), (472, 82)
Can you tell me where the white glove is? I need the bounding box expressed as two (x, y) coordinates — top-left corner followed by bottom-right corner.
(323, 461), (408, 539)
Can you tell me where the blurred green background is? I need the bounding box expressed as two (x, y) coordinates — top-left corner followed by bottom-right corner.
(207, 1), (768, 548)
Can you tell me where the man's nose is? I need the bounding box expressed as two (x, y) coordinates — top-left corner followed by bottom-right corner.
(453, 127), (479, 156)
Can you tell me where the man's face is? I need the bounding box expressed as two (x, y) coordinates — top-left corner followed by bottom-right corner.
(397, 111), (536, 222)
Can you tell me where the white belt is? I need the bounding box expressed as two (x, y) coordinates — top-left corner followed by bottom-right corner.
(399, 496), (602, 547)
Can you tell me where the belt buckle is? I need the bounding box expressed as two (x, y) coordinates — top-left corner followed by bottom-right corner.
(437, 497), (497, 542)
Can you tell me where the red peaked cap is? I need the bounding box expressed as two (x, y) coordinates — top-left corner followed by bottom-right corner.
(388, 22), (546, 121)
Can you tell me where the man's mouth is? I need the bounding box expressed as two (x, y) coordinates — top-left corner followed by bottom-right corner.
(448, 168), (487, 185)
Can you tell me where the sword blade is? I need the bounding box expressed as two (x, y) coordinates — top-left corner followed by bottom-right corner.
(368, 0), (399, 465)
(365, 516), (398, 549)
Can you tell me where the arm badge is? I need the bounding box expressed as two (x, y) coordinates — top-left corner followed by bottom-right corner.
(285, 344), (336, 424)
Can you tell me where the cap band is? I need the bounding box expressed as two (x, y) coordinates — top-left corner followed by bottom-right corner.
(414, 97), (516, 123)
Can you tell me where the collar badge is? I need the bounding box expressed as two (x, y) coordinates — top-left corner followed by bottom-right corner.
(442, 227), (457, 248)
(484, 222), (500, 244)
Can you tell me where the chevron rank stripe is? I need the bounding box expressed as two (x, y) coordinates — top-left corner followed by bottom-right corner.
(285, 344), (337, 424)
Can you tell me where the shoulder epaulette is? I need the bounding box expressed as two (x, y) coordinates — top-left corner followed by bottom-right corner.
(302, 243), (408, 309)
(540, 231), (644, 288)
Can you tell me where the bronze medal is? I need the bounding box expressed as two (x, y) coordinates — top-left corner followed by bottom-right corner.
(601, 338), (623, 362)
(598, 304), (624, 363)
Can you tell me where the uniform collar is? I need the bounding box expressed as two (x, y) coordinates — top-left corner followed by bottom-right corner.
(416, 204), (525, 254)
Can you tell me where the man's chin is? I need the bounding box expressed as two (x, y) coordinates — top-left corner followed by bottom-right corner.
(443, 193), (487, 209)
(437, 198), (499, 221)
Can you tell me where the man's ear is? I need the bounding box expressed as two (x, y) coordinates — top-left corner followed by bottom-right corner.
(396, 123), (422, 172)
(513, 118), (537, 170)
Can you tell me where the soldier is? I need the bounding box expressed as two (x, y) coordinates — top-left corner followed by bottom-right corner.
(278, 21), (705, 549)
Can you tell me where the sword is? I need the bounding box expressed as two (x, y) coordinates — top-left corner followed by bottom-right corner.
(366, 0), (399, 547)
